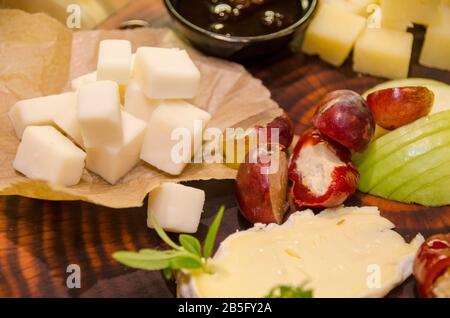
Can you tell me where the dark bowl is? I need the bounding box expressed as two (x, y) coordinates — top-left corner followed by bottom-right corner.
(163, 0), (318, 60)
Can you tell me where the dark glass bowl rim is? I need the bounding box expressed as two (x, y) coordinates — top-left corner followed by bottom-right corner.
(163, 0), (318, 43)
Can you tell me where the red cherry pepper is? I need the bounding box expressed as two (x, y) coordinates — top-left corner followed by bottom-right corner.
(413, 233), (450, 298)
(288, 129), (359, 209)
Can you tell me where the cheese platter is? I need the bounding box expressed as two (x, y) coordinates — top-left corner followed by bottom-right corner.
(0, 0), (449, 298)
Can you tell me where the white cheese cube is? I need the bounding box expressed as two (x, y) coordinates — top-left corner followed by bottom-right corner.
(147, 183), (205, 233)
(86, 111), (147, 184)
(71, 71), (97, 91)
(302, 4), (366, 66)
(8, 92), (75, 139)
(419, 24), (450, 71)
(353, 28), (413, 79)
(134, 47), (200, 99)
(77, 80), (123, 148)
(140, 100), (211, 175)
(13, 126), (86, 186)
(97, 39), (132, 85)
(54, 97), (84, 148)
(124, 79), (161, 122)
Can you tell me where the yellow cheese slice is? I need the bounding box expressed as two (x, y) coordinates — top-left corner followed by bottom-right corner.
(178, 206), (423, 298)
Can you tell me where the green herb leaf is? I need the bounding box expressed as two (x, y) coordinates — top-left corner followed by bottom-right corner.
(149, 211), (181, 250)
(179, 234), (202, 256)
(203, 206), (225, 260)
(265, 285), (313, 298)
(113, 251), (172, 271)
(113, 206), (226, 274)
(170, 255), (204, 269)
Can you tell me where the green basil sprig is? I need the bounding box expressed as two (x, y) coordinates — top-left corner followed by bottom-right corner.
(113, 206), (225, 274)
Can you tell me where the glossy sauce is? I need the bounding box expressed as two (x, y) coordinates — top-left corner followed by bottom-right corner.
(176, 0), (305, 37)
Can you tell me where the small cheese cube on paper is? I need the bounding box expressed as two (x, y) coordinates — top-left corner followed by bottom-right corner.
(353, 28), (413, 79)
(77, 80), (123, 148)
(86, 111), (147, 184)
(13, 126), (86, 186)
(419, 24), (450, 71)
(97, 39), (132, 85)
(124, 79), (161, 122)
(71, 71), (97, 91)
(147, 183), (205, 233)
(302, 4), (366, 66)
(134, 47), (200, 99)
(140, 100), (211, 175)
(8, 92), (76, 139)
(54, 97), (84, 148)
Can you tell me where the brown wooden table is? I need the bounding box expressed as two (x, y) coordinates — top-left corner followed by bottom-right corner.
(0, 0), (449, 297)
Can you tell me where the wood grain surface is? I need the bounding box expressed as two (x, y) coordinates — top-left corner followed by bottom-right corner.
(0, 0), (449, 297)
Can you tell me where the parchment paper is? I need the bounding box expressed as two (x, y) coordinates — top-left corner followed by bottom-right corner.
(0, 10), (282, 208)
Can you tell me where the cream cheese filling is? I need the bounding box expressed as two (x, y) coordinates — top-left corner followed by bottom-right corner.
(296, 143), (345, 196)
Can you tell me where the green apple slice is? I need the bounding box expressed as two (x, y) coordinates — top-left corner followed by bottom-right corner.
(369, 144), (450, 198)
(389, 161), (450, 202)
(357, 129), (450, 192)
(404, 176), (450, 207)
(353, 110), (450, 169)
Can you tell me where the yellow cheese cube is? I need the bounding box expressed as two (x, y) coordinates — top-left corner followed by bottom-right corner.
(378, 0), (412, 31)
(436, 0), (450, 26)
(419, 24), (450, 71)
(380, 0), (442, 26)
(321, 0), (379, 16)
(406, 0), (442, 26)
(353, 28), (413, 79)
(302, 4), (366, 66)
(381, 17), (411, 31)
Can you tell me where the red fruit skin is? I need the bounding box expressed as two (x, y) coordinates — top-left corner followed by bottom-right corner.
(366, 86), (434, 130)
(288, 129), (360, 209)
(256, 114), (294, 150)
(235, 145), (288, 224)
(413, 233), (450, 298)
(266, 114), (294, 150)
(312, 90), (375, 152)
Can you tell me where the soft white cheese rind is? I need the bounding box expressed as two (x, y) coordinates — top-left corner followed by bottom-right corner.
(178, 206), (424, 298)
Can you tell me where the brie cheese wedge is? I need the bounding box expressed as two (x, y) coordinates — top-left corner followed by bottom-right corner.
(178, 206), (423, 298)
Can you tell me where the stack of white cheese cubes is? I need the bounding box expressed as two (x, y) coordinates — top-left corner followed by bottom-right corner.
(9, 39), (212, 188)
